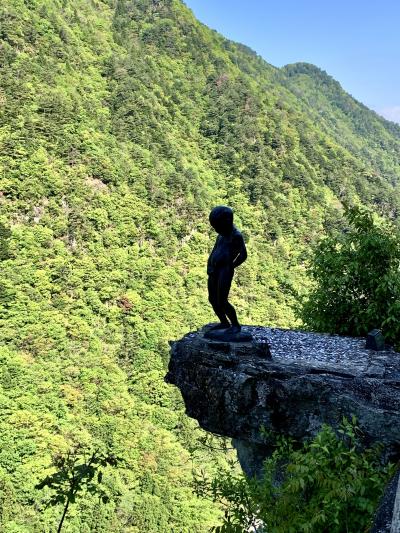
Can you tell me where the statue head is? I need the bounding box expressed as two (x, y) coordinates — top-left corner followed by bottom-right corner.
(209, 206), (233, 236)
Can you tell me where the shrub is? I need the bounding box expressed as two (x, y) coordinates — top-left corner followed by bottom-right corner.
(197, 418), (394, 533)
(301, 204), (400, 347)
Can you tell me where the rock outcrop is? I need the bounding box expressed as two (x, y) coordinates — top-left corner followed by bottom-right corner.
(166, 325), (400, 476)
(372, 469), (400, 533)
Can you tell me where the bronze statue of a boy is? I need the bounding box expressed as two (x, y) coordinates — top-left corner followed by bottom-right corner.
(207, 206), (247, 334)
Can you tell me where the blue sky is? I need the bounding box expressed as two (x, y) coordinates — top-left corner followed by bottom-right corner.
(184, 0), (400, 123)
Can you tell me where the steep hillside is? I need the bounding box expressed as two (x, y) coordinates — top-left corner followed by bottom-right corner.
(282, 62), (400, 210)
(0, 0), (399, 530)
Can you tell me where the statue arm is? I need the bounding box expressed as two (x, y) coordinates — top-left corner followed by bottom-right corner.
(232, 235), (247, 268)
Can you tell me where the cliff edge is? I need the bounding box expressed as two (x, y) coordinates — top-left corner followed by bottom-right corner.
(166, 325), (400, 475)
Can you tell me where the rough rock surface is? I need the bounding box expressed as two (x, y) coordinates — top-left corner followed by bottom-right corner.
(371, 469), (400, 533)
(166, 325), (400, 474)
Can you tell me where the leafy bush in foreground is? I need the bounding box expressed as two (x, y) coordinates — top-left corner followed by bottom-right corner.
(197, 418), (394, 533)
(302, 204), (400, 347)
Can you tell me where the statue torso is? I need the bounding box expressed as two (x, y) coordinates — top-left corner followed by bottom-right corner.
(207, 227), (241, 275)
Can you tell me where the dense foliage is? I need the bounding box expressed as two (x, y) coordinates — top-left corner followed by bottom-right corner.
(199, 419), (394, 533)
(302, 205), (400, 346)
(1, 0), (399, 530)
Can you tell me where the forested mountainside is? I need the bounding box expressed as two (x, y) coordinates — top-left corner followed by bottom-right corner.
(282, 62), (400, 201)
(0, 0), (399, 530)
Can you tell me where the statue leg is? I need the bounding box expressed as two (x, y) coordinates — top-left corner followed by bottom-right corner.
(208, 273), (230, 327)
(217, 267), (240, 330)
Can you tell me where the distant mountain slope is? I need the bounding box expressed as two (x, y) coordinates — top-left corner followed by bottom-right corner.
(0, 0), (399, 531)
(282, 62), (400, 192)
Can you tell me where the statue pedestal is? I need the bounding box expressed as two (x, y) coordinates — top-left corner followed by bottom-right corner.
(199, 323), (271, 358)
(203, 323), (253, 342)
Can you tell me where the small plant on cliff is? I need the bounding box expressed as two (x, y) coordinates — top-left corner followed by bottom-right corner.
(301, 204), (400, 347)
(196, 418), (394, 533)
